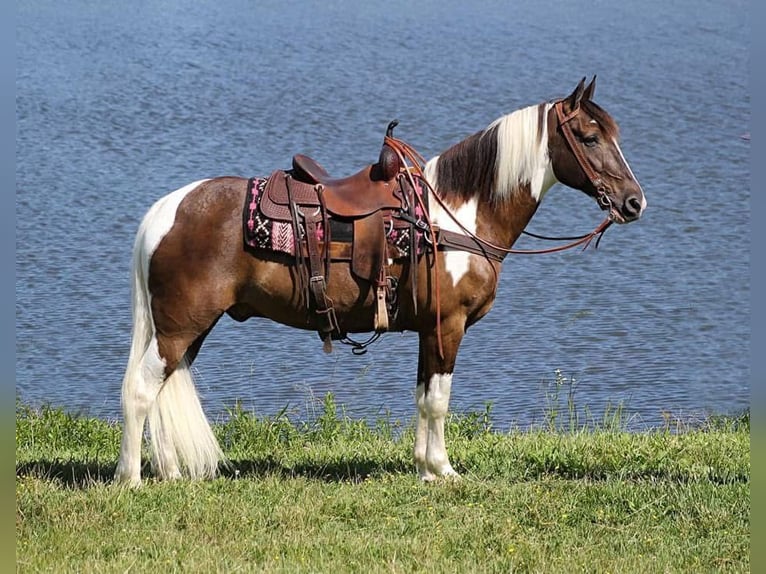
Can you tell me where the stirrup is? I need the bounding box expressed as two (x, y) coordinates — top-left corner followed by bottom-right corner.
(373, 284), (389, 332)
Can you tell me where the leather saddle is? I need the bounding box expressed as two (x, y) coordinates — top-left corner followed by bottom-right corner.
(257, 121), (414, 349)
(260, 121), (405, 221)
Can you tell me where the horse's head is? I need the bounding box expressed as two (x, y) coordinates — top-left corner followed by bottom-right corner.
(548, 77), (646, 223)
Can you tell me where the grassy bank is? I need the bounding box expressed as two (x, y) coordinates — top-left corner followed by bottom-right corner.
(16, 397), (750, 573)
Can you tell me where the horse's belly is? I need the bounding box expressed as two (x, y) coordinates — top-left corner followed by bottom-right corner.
(232, 258), (408, 333)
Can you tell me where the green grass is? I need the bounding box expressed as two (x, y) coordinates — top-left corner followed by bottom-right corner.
(16, 396), (750, 573)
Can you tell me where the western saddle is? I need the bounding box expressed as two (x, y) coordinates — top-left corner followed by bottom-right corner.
(258, 121), (421, 352)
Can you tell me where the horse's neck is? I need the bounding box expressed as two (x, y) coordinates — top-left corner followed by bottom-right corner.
(475, 184), (541, 249)
(423, 155), (542, 250)
(422, 115), (556, 250)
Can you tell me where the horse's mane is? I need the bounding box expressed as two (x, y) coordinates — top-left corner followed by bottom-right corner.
(426, 102), (552, 203)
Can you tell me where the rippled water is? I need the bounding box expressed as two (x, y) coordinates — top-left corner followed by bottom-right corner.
(16, 0), (749, 429)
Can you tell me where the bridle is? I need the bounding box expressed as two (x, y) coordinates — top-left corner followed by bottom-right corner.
(553, 99), (615, 214)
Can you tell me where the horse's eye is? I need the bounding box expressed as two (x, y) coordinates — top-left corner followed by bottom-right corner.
(582, 135), (599, 147)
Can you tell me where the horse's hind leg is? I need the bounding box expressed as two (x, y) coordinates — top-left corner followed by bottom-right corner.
(144, 323), (225, 482)
(114, 335), (172, 486)
(113, 307), (205, 484)
(114, 179), (225, 486)
(413, 328), (464, 481)
(152, 319), (225, 475)
(115, 326), (223, 486)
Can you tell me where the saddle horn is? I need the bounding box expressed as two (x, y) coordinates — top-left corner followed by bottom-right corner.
(378, 119), (402, 181)
(386, 119), (399, 138)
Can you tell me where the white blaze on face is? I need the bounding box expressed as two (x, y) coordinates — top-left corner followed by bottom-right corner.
(612, 138), (647, 211)
(429, 196), (479, 286)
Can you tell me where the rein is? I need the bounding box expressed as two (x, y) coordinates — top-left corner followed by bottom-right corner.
(384, 136), (447, 358)
(383, 133), (614, 260)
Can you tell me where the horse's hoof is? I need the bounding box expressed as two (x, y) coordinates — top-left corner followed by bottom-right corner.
(419, 466), (461, 482)
(113, 476), (142, 488)
(436, 466), (461, 481)
(418, 468), (437, 482)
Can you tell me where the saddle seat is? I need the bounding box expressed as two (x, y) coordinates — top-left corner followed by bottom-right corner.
(287, 121), (405, 218)
(286, 157), (401, 218)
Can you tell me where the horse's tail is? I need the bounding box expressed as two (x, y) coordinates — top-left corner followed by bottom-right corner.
(115, 214), (161, 484)
(147, 355), (224, 480)
(121, 218), (154, 418)
(121, 185), (224, 481)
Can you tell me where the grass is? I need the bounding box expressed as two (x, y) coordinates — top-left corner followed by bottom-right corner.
(16, 393), (750, 573)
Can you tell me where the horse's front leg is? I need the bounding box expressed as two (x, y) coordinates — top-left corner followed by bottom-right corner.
(414, 328), (463, 481)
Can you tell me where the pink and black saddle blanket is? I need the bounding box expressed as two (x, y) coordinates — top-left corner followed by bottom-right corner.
(242, 174), (426, 259)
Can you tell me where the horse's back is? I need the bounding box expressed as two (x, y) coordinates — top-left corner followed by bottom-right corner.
(146, 176), (250, 272)
(170, 176), (249, 228)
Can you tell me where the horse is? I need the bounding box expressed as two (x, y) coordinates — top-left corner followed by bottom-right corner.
(114, 77), (646, 486)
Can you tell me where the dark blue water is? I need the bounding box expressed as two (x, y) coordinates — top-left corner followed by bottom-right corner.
(16, 0), (749, 430)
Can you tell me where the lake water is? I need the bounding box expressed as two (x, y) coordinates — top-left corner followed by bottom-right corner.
(16, 0), (750, 430)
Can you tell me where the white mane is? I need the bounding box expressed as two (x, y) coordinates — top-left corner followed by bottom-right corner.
(488, 102), (556, 201)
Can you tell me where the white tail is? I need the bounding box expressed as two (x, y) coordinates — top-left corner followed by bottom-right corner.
(147, 356), (224, 480)
(115, 181), (223, 485)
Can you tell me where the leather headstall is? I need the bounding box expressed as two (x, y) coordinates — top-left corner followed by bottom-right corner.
(553, 100), (613, 212)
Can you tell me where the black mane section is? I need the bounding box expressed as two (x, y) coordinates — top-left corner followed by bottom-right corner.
(434, 124), (499, 202)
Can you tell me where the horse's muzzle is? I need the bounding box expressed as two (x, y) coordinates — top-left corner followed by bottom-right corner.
(609, 190), (646, 224)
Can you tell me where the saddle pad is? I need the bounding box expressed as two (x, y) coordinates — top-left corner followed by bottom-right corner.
(244, 178), (293, 254)
(243, 175), (424, 258)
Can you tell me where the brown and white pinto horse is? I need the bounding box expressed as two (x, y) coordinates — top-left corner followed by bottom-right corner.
(114, 77), (645, 486)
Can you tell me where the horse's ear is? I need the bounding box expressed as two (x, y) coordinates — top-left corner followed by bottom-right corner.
(566, 77), (587, 110)
(583, 75), (597, 101)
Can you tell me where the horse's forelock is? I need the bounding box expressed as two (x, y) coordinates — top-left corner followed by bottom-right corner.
(581, 100), (620, 140)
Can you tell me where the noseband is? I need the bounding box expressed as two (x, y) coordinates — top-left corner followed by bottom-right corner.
(553, 100), (613, 213)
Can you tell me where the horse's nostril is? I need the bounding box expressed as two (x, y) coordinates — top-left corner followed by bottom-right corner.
(624, 196), (642, 217)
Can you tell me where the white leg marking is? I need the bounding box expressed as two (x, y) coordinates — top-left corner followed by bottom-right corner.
(115, 336), (167, 486)
(414, 385), (434, 481)
(425, 373), (458, 478)
(415, 374), (459, 481)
